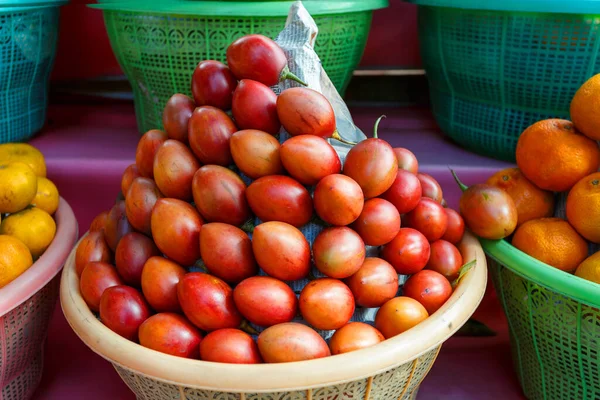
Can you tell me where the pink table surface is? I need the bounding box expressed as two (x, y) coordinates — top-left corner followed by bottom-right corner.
(29, 102), (522, 400)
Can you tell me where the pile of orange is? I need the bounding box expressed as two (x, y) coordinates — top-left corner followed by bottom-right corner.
(485, 74), (600, 285)
(0, 143), (60, 288)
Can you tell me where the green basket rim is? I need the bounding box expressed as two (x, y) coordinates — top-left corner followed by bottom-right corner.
(480, 237), (600, 307)
(407, 0), (600, 14)
(0, 0), (67, 7)
(88, 0), (388, 15)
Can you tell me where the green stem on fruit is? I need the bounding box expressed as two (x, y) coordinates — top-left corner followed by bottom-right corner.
(331, 129), (357, 146)
(280, 65), (308, 86)
(239, 320), (259, 335)
(450, 168), (469, 193)
(451, 259), (477, 289)
(240, 219), (256, 234)
(373, 115), (386, 139)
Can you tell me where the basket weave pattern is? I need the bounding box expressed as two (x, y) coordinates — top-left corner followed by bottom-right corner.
(112, 346), (438, 400)
(0, 276), (59, 400)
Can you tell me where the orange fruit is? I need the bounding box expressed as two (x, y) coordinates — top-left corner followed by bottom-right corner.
(566, 172), (600, 243)
(570, 74), (600, 140)
(0, 207), (56, 259)
(515, 119), (600, 192)
(575, 251), (600, 285)
(0, 162), (38, 214)
(512, 218), (588, 272)
(0, 235), (33, 288)
(33, 177), (60, 215)
(486, 167), (555, 227)
(0, 142), (46, 177)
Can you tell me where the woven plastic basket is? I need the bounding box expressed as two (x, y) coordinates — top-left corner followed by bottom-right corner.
(482, 238), (600, 400)
(0, 0), (66, 144)
(60, 231), (486, 400)
(410, 0), (600, 162)
(0, 198), (78, 400)
(89, 0), (387, 134)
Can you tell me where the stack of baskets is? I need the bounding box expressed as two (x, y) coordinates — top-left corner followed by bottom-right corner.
(89, 0), (388, 133)
(0, 0), (66, 144)
(410, 0), (600, 162)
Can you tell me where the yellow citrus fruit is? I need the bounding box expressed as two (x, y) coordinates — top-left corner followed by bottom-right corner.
(575, 251), (600, 284)
(512, 218), (588, 272)
(570, 74), (600, 141)
(0, 235), (33, 288)
(566, 172), (600, 244)
(0, 162), (38, 214)
(0, 143), (46, 177)
(0, 207), (56, 259)
(33, 177), (60, 215)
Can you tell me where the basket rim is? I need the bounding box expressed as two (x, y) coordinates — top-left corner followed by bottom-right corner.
(88, 0), (388, 16)
(481, 238), (600, 307)
(60, 230), (487, 392)
(0, 197), (78, 317)
(0, 0), (67, 8)
(408, 0), (600, 14)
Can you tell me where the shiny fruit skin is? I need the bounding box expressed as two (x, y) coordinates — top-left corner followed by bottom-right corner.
(200, 223), (257, 284)
(0, 207), (55, 259)
(139, 313), (202, 359)
(276, 87), (336, 138)
(257, 322), (331, 363)
(233, 276), (298, 327)
(314, 174), (364, 226)
(232, 80), (280, 135)
(393, 147), (418, 174)
(0, 142), (46, 177)
(329, 322), (385, 355)
(121, 164), (142, 196)
(404, 197), (448, 242)
(226, 34), (288, 87)
(351, 198), (401, 246)
(135, 129), (168, 179)
(343, 138), (398, 199)
(89, 210), (109, 233)
(279, 135), (341, 185)
(375, 296), (429, 339)
(381, 228), (430, 275)
(299, 278), (355, 330)
(125, 177), (163, 235)
(150, 198), (203, 267)
(246, 175), (313, 227)
(191, 60), (237, 110)
(153, 139), (200, 201)
(188, 105), (237, 166)
(0, 162), (37, 214)
(381, 169), (422, 215)
(115, 232), (160, 286)
(417, 173), (443, 203)
(191, 165), (251, 226)
(441, 208), (465, 244)
(402, 270), (453, 314)
(104, 201), (134, 252)
(426, 240), (463, 281)
(229, 129), (284, 179)
(251, 221), (310, 281)
(31, 176), (60, 214)
(99, 285), (152, 342)
(345, 257), (399, 308)
(459, 184), (518, 240)
(200, 329), (262, 364)
(75, 231), (112, 277)
(312, 227), (366, 279)
(177, 272), (242, 331)
(0, 235), (32, 288)
(79, 261), (124, 312)
(141, 256), (186, 313)
(163, 93), (195, 143)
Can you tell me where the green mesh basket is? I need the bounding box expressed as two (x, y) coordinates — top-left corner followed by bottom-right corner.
(482, 238), (600, 400)
(90, 0), (387, 134)
(412, 2), (600, 162)
(0, 2), (64, 144)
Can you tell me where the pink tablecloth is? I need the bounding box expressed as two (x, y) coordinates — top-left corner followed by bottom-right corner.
(29, 102), (522, 400)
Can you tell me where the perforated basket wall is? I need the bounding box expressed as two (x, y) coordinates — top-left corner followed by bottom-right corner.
(417, 6), (600, 162)
(0, 276), (59, 400)
(0, 5), (61, 144)
(101, 9), (373, 133)
(110, 345), (438, 400)
(488, 259), (600, 400)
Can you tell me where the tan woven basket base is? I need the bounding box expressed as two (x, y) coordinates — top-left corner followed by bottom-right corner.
(112, 345), (440, 400)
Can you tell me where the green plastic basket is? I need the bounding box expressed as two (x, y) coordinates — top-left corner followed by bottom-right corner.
(0, 1), (65, 144)
(482, 238), (600, 400)
(411, 1), (600, 162)
(90, 0), (387, 134)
